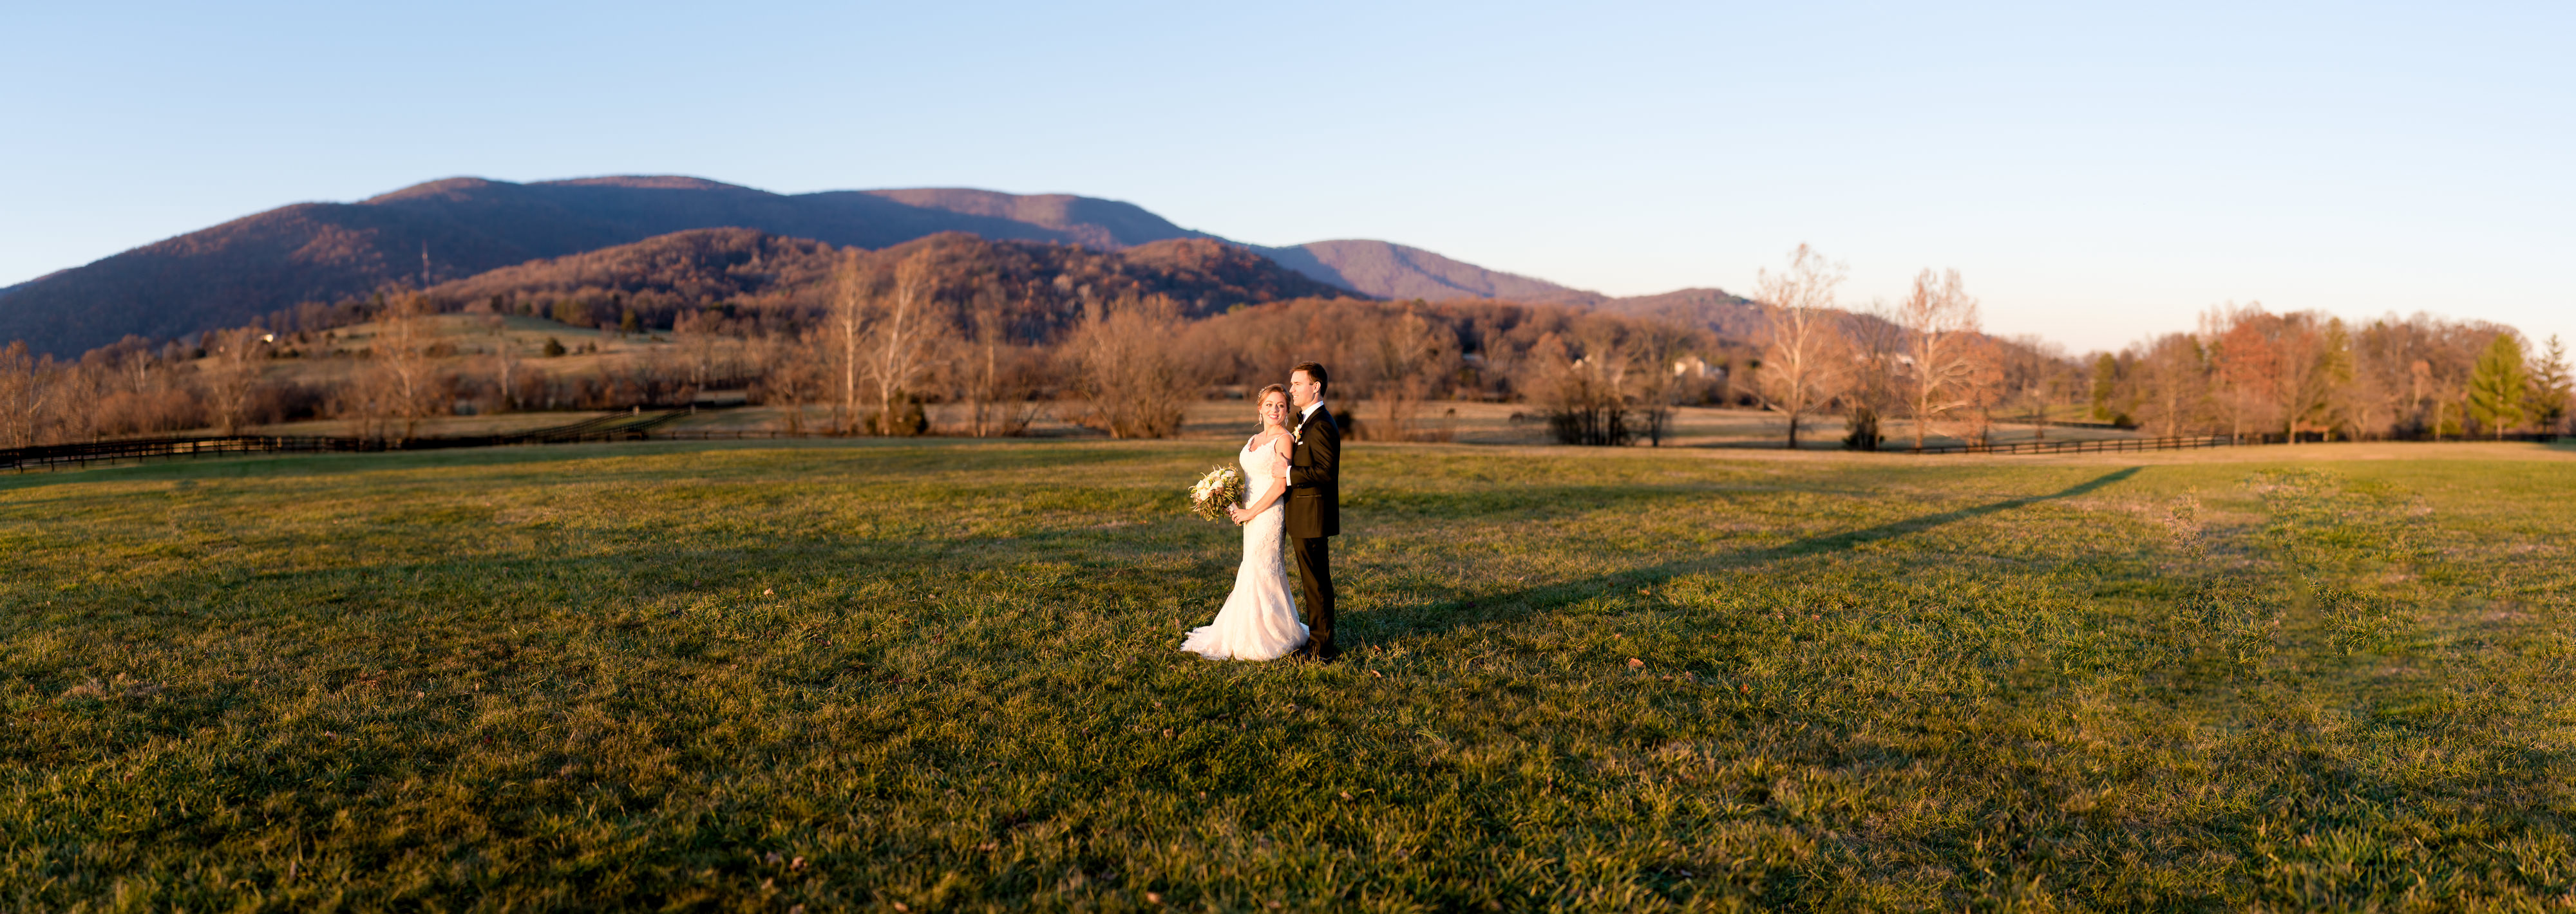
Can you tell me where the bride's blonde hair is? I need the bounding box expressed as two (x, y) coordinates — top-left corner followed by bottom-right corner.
(1255, 384), (1289, 426)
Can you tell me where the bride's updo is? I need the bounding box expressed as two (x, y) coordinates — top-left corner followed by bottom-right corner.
(1256, 384), (1289, 425)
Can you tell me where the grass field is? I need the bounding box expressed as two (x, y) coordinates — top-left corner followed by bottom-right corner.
(4, 439), (2573, 911)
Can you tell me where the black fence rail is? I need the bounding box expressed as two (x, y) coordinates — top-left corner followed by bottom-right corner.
(1, 409), (693, 472)
(1904, 434), (2234, 455)
(1903, 430), (2564, 456)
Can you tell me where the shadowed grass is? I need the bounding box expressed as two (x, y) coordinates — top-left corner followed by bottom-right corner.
(2, 441), (2571, 911)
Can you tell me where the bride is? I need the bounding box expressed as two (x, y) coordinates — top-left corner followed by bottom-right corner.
(1179, 384), (1311, 660)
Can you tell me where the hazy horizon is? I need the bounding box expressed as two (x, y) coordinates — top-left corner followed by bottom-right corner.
(5, 1), (2568, 354)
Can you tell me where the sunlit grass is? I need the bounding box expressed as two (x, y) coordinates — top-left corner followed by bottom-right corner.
(3, 440), (2571, 910)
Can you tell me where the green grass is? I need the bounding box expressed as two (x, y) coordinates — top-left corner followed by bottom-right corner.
(3, 440), (2572, 911)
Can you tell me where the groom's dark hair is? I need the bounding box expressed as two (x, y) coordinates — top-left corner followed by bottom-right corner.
(1292, 361), (1329, 396)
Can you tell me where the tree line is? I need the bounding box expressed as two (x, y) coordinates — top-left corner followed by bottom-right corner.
(2, 238), (2566, 451)
(1738, 245), (2570, 449)
(2090, 305), (2570, 441)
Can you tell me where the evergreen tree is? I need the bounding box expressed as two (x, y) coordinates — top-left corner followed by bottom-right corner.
(2088, 353), (2119, 421)
(2465, 333), (2528, 438)
(2530, 335), (2571, 433)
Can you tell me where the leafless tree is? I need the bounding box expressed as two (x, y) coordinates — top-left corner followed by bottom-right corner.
(756, 329), (827, 434)
(828, 250), (869, 434)
(1754, 244), (1847, 449)
(1625, 319), (1703, 447)
(1998, 334), (2071, 442)
(1838, 304), (1906, 450)
(372, 296), (439, 442)
(959, 284), (1041, 437)
(203, 327), (270, 434)
(0, 342), (59, 447)
(1067, 295), (1197, 438)
(1358, 308), (1455, 441)
(489, 329), (526, 412)
(1538, 329), (1635, 446)
(862, 252), (950, 435)
(2127, 333), (2209, 438)
(1899, 268), (1983, 449)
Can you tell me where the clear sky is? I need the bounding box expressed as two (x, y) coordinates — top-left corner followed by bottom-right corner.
(5, 1), (2568, 354)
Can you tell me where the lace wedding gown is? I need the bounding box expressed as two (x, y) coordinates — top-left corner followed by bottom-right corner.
(1179, 436), (1309, 660)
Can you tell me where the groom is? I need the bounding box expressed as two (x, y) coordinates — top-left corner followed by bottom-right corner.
(1282, 362), (1341, 661)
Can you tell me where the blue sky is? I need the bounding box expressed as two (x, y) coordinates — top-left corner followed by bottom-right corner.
(4, 1), (2568, 353)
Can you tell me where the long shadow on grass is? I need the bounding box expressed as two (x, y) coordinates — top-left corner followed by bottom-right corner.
(1363, 465), (2143, 644)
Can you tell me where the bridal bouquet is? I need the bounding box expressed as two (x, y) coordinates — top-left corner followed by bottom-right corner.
(1189, 465), (1244, 521)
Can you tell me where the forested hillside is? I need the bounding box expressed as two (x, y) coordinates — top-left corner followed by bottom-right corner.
(414, 228), (1350, 340)
(0, 174), (1709, 357)
(0, 177), (1222, 355)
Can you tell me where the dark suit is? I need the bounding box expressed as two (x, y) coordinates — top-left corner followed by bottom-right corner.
(1287, 404), (1340, 658)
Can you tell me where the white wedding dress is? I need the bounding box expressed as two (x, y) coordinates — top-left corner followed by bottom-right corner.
(1179, 435), (1309, 660)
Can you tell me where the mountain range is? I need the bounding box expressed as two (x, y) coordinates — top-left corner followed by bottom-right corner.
(0, 175), (1727, 355)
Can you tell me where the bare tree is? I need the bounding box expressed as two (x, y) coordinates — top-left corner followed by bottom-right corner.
(674, 307), (726, 398)
(1625, 319), (1703, 447)
(863, 252), (949, 435)
(959, 284), (1040, 437)
(0, 342), (58, 447)
(1839, 304), (1905, 450)
(758, 329), (827, 434)
(1068, 295), (1197, 438)
(2127, 333), (2210, 437)
(372, 295), (439, 442)
(1538, 329), (1636, 446)
(1899, 268), (1983, 449)
(828, 250), (869, 434)
(489, 327), (526, 413)
(1754, 244), (1847, 449)
(1996, 335), (2073, 442)
(1358, 308), (1455, 442)
(203, 327), (270, 434)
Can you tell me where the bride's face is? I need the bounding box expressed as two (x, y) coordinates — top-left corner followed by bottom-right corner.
(1258, 392), (1289, 427)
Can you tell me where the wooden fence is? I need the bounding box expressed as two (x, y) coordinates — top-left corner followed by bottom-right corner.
(1, 409), (688, 472)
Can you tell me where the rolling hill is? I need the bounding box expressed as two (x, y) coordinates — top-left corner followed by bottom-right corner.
(0, 177), (1227, 355)
(0, 174), (1753, 356)
(1253, 240), (1605, 306)
(422, 227), (1350, 334)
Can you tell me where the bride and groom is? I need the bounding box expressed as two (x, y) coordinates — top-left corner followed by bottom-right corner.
(1179, 362), (1341, 663)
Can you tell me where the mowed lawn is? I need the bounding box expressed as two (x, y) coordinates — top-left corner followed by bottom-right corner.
(3, 439), (2572, 911)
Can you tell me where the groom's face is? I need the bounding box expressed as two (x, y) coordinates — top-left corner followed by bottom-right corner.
(1289, 370), (1322, 409)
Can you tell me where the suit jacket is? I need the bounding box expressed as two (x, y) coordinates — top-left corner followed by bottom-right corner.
(1286, 404), (1340, 538)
